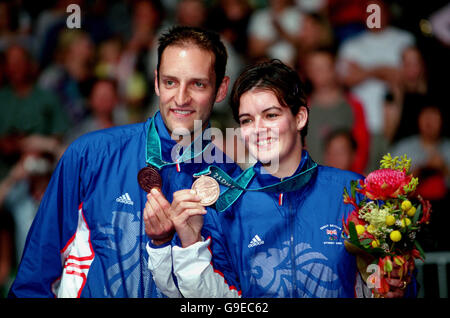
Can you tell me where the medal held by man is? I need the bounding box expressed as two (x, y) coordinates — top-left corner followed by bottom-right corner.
(191, 175), (220, 206)
(138, 166), (163, 192)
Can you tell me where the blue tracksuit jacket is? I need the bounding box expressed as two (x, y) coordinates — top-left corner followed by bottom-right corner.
(203, 151), (364, 297)
(8, 112), (240, 298)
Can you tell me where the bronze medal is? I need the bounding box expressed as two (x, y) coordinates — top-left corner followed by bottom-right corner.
(138, 166), (162, 192)
(191, 175), (220, 206)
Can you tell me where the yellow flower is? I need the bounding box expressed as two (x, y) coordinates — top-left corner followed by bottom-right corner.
(401, 200), (412, 212)
(407, 206), (416, 217)
(390, 230), (402, 242)
(371, 239), (380, 248)
(401, 218), (411, 228)
(386, 215), (396, 226)
(355, 225), (365, 236)
(367, 224), (376, 234)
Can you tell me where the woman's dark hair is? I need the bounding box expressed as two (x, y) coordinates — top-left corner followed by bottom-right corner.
(157, 26), (228, 91)
(230, 59), (309, 142)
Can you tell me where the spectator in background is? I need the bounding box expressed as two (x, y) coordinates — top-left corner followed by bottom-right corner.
(117, 0), (164, 123)
(382, 91), (402, 145)
(390, 105), (449, 200)
(38, 29), (95, 126)
(0, 44), (69, 180)
(337, 0), (415, 136)
(391, 46), (429, 143)
(94, 36), (124, 81)
(398, 46), (428, 95)
(367, 45), (431, 171)
(36, 0), (111, 69)
(0, 50), (4, 89)
(176, 0), (208, 28)
(36, 0), (84, 68)
(0, 1), (35, 55)
(324, 129), (357, 171)
(206, 0), (253, 60)
(201, 0), (249, 130)
(390, 104), (450, 251)
(247, 0), (304, 67)
(0, 151), (55, 264)
(326, 0), (367, 44)
(304, 49), (369, 174)
(295, 0), (327, 14)
(0, 207), (15, 298)
(64, 78), (125, 144)
(296, 13), (334, 75)
(34, 0), (72, 58)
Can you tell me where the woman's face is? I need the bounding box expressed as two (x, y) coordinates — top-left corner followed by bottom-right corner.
(238, 89), (307, 167)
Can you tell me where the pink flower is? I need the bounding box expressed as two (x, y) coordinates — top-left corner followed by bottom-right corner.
(357, 168), (412, 201)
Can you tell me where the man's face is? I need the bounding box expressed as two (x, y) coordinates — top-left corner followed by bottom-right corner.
(155, 45), (228, 137)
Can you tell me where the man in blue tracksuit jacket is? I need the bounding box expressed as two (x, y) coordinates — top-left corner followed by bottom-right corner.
(8, 26), (240, 298)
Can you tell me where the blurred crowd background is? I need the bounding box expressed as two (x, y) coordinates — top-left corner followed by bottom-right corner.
(0, 0), (449, 297)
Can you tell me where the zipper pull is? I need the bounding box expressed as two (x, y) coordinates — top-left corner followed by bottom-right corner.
(278, 177), (283, 206)
(175, 144), (182, 173)
(278, 193), (283, 206)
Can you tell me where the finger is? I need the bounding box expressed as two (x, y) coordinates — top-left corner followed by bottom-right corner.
(146, 200), (174, 240)
(143, 193), (154, 217)
(145, 196), (167, 230)
(150, 188), (171, 217)
(171, 208), (207, 225)
(144, 204), (162, 238)
(148, 196), (171, 226)
(171, 201), (206, 218)
(173, 189), (201, 204)
(145, 199), (161, 232)
(143, 200), (151, 221)
(143, 199), (156, 224)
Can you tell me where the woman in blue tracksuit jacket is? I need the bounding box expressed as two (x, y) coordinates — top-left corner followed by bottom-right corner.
(147, 59), (415, 298)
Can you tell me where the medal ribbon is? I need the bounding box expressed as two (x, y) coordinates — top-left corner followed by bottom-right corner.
(145, 111), (213, 169)
(194, 151), (318, 212)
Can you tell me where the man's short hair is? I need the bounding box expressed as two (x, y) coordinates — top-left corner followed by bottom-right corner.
(157, 26), (228, 91)
(230, 59), (309, 143)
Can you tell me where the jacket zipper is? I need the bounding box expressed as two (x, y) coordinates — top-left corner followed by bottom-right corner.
(288, 195), (298, 297)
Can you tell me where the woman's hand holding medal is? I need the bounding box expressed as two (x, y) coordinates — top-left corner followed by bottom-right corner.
(169, 189), (207, 248)
(143, 188), (207, 247)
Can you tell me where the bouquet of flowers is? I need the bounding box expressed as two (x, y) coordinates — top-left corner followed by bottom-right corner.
(342, 154), (432, 297)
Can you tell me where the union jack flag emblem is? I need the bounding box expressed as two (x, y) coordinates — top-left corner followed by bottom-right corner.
(326, 229), (337, 236)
